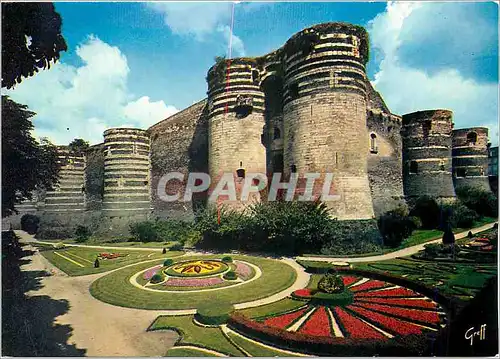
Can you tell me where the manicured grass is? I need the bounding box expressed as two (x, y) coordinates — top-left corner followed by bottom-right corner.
(226, 330), (303, 357)
(38, 238), (179, 249)
(90, 254), (298, 310)
(39, 246), (184, 276)
(400, 229), (443, 248)
(150, 315), (244, 356)
(237, 298), (306, 319)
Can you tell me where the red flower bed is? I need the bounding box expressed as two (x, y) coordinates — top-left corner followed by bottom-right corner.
(355, 287), (421, 298)
(350, 279), (389, 292)
(353, 303), (440, 324)
(333, 307), (385, 339)
(293, 288), (312, 298)
(297, 307), (332, 337)
(99, 252), (124, 260)
(263, 307), (308, 329)
(346, 305), (423, 335)
(342, 276), (360, 287)
(481, 245), (494, 251)
(475, 237), (489, 243)
(355, 297), (437, 309)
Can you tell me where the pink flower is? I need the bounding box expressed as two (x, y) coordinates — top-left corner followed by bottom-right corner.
(164, 277), (224, 287)
(143, 265), (162, 280)
(235, 262), (253, 280)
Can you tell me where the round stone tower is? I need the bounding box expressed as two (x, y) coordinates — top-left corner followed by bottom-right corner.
(401, 110), (456, 199)
(44, 146), (86, 213)
(102, 128), (151, 219)
(452, 127), (490, 191)
(206, 58), (267, 208)
(282, 23), (374, 219)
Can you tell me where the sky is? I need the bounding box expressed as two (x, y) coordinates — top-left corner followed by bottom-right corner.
(4, 1), (499, 146)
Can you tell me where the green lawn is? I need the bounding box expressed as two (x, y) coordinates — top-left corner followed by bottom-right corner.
(38, 246), (184, 276)
(237, 298), (306, 319)
(225, 330), (303, 357)
(90, 254), (298, 310)
(150, 315), (244, 356)
(38, 238), (180, 249)
(166, 347), (218, 357)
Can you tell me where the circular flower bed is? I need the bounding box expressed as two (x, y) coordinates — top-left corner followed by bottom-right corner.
(237, 275), (446, 343)
(165, 260), (229, 277)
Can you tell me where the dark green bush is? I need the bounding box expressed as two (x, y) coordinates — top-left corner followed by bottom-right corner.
(223, 271), (237, 280)
(442, 226), (455, 245)
(221, 256), (233, 263)
(456, 186), (498, 218)
(378, 210), (416, 248)
(310, 289), (354, 306)
(75, 225), (91, 243)
(442, 202), (479, 229)
(296, 260), (333, 274)
(150, 273), (164, 284)
(423, 243), (441, 258)
(162, 247), (166, 254)
(155, 219), (199, 244)
(409, 196), (441, 229)
(320, 219), (382, 255)
(20, 214), (40, 235)
(196, 302), (234, 325)
(163, 258), (174, 267)
(129, 221), (158, 242)
(169, 243), (183, 251)
(94, 258), (100, 268)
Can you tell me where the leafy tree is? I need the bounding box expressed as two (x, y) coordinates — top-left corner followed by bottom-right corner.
(68, 138), (89, 156)
(2, 96), (60, 217)
(2, 2), (67, 89)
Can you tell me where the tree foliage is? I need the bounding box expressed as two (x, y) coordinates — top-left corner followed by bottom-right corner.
(68, 138), (89, 155)
(2, 2), (67, 89)
(2, 96), (60, 217)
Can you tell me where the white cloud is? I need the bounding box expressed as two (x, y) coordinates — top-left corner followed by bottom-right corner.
(368, 2), (499, 145)
(4, 35), (178, 145)
(217, 25), (246, 57)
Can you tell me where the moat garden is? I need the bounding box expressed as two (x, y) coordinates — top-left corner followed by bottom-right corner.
(4, 188), (499, 357)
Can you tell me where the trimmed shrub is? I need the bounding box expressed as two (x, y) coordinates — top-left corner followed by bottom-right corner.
(456, 186), (498, 218)
(221, 256), (233, 263)
(378, 210), (415, 248)
(296, 260), (333, 274)
(162, 248), (166, 254)
(310, 289), (354, 306)
(169, 243), (183, 251)
(320, 219), (383, 255)
(442, 202), (479, 229)
(94, 258), (100, 268)
(150, 273), (164, 284)
(409, 196), (441, 229)
(129, 221), (158, 242)
(154, 219), (199, 244)
(317, 273), (344, 294)
(423, 243), (441, 258)
(20, 214), (40, 235)
(468, 231), (473, 238)
(442, 226), (455, 245)
(196, 302), (234, 325)
(223, 270), (237, 280)
(75, 225), (91, 243)
(163, 258), (174, 267)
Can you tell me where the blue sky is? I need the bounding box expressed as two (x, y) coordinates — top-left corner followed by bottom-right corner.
(5, 1), (499, 145)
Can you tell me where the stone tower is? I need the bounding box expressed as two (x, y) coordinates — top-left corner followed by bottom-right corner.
(206, 58), (267, 208)
(282, 23), (374, 219)
(452, 127), (490, 191)
(44, 146), (86, 214)
(102, 128), (151, 220)
(401, 110), (456, 199)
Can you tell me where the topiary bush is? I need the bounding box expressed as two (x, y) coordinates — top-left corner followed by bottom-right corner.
(163, 258), (174, 267)
(20, 214), (40, 235)
(75, 225), (91, 243)
(442, 202), (479, 229)
(317, 272), (344, 294)
(129, 221), (158, 242)
(150, 273), (164, 284)
(223, 271), (237, 280)
(196, 302), (234, 325)
(221, 256), (233, 263)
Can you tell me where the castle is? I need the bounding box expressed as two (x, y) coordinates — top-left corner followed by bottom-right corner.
(8, 22), (493, 237)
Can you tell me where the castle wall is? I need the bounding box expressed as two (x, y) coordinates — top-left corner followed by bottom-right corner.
(207, 59), (267, 209)
(85, 143), (105, 211)
(402, 110), (456, 199)
(282, 24), (374, 219)
(452, 127), (490, 192)
(148, 99), (209, 220)
(367, 110), (405, 216)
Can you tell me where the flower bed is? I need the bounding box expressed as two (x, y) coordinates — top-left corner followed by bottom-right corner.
(143, 265), (162, 280)
(349, 279), (389, 292)
(355, 287), (421, 298)
(165, 260), (229, 277)
(234, 261), (253, 280)
(333, 306), (386, 339)
(355, 297), (437, 309)
(262, 307), (308, 329)
(99, 252), (125, 260)
(163, 277), (224, 287)
(297, 307), (332, 337)
(352, 302), (441, 324)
